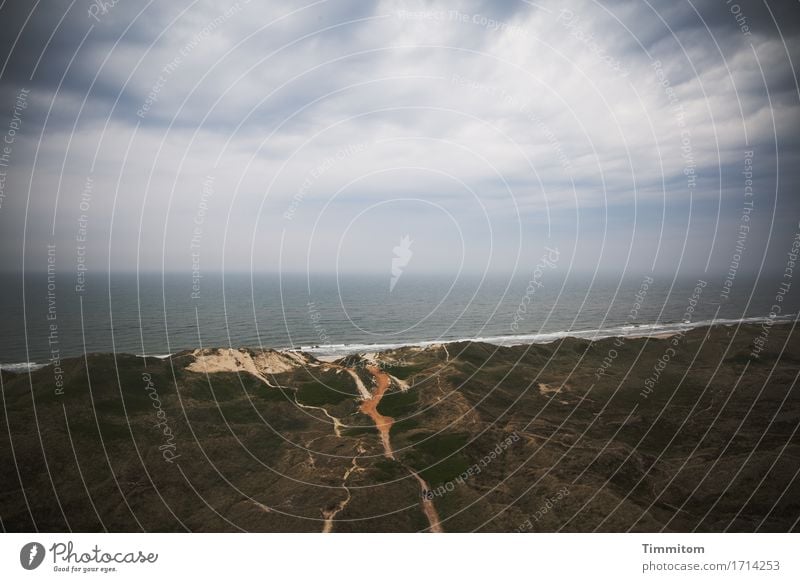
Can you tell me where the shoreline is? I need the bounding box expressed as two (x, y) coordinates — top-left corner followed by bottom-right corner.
(1, 316), (794, 372)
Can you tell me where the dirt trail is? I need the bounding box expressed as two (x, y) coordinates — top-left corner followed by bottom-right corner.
(407, 468), (444, 533)
(358, 366), (443, 532)
(190, 351), (441, 531)
(322, 490), (351, 533)
(292, 395), (344, 438)
(321, 455), (363, 533)
(360, 366), (395, 459)
(343, 368), (372, 400)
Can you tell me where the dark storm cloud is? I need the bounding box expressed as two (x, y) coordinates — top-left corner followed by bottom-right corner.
(0, 1), (189, 134)
(0, 0), (385, 133)
(0, 0), (174, 87)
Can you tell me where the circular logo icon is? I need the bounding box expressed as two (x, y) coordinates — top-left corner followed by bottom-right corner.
(20, 542), (45, 570)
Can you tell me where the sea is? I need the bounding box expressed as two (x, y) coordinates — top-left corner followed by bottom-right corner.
(0, 271), (796, 370)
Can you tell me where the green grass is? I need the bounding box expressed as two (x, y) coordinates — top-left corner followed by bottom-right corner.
(182, 373), (249, 401)
(381, 364), (427, 380)
(255, 386), (295, 402)
(371, 458), (407, 480)
(391, 417), (420, 433)
(416, 455), (471, 487)
(69, 419), (134, 442)
(216, 400), (268, 424)
(377, 389), (419, 417)
(412, 432), (469, 455)
(92, 395), (153, 415)
(403, 432), (471, 486)
(341, 426), (377, 437)
(297, 381), (350, 406)
(294, 370), (362, 407)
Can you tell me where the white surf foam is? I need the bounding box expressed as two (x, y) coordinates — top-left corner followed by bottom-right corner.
(295, 315), (795, 358)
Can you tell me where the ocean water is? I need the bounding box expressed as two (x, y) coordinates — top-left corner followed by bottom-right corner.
(0, 271), (796, 368)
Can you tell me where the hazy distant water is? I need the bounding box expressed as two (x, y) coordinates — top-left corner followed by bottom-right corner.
(0, 271), (796, 367)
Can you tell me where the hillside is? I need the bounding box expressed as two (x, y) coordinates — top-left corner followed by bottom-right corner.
(1, 323), (798, 532)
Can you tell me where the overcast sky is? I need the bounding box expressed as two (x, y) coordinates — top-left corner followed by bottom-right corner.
(0, 0), (798, 279)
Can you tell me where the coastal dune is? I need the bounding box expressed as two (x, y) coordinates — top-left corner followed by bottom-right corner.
(0, 323), (798, 533)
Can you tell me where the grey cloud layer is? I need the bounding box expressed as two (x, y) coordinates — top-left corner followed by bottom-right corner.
(0, 0), (797, 276)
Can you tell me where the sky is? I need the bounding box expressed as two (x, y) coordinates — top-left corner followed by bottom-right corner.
(0, 0), (798, 279)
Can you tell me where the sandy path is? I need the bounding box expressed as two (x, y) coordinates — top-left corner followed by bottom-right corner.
(407, 468), (444, 533)
(192, 351), (440, 532)
(321, 455), (362, 533)
(321, 490), (351, 533)
(344, 368), (372, 400)
(359, 366), (443, 532)
(387, 373), (410, 392)
(293, 396), (344, 438)
(360, 366), (395, 459)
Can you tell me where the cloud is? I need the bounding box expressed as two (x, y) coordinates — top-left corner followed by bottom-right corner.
(0, 0), (797, 278)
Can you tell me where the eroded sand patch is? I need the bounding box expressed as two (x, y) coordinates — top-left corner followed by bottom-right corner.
(186, 348), (306, 385)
